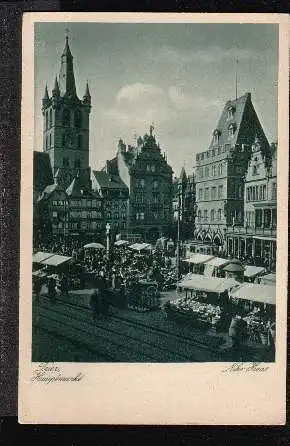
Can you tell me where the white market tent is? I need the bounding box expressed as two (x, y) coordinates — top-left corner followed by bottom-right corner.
(179, 274), (238, 294)
(129, 243), (152, 251)
(183, 253), (215, 264)
(84, 242), (105, 250)
(114, 240), (129, 247)
(32, 251), (54, 263)
(259, 273), (276, 285)
(41, 254), (71, 266)
(244, 265), (266, 278)
(203, 257), (230, 268)
(229, 283), (276, 305)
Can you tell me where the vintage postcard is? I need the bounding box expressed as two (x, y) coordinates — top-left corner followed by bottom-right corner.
(19, 13), (289, 424)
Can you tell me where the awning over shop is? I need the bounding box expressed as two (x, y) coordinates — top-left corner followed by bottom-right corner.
(32, 251), (54, 263)
(179, 274), (238, 294)
(259, 273), (276, 285)
(204, 257), (230, 268)
(183, 254), (215, 264)
(244, 265), (266, 278)
(41, 254), (71, 266)
(252, 236), (276, 242)
(229, 283), (276, 305)
(114, 240), (129, 247)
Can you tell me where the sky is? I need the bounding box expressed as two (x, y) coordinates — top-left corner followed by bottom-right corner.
(34, 22), (278, 176)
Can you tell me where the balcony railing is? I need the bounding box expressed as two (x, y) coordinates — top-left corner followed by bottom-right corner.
(226, 225), (276, 237)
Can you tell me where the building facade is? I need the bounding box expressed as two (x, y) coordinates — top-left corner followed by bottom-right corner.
(41, 36), (92, 191)
(172, 168), (196, 242)
(225, 140), (277, 269)
(194, 92), (271, 254)
(105, 128), (173, 242)
(66, 175), (103, 241)
(92, 167), (129, 237)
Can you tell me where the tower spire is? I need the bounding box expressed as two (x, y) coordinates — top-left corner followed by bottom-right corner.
(59, 33), (77, 97)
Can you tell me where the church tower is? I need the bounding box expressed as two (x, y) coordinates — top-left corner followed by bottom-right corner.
(41, 36), (92, 190)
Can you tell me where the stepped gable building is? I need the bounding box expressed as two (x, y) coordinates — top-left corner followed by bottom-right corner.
(104, 127), (173, 242)
(92, 166), (129, 236)
(226, 139), (277, 268)
(41, 36), (92, 191)
(194, 92), (271, 254)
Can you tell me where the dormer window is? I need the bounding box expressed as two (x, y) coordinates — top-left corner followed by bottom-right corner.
(227, 105), (235, 120)
(228, 123), (236, 138)
(213, 129), (221, 144)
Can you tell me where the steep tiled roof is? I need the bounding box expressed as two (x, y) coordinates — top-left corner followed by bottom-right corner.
(209, 93), (250, 149)
(92, 170), (128, 190)
(33, 151), (54, 192)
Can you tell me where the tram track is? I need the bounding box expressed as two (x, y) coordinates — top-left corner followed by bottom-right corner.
(34, 296), (223, 361)
(34, 303), (192, 362)
(55, 295), (223, 355)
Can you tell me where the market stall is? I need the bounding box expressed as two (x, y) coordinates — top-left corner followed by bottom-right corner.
(84, 242), (105, 250)
(259, 273), (276, 285)
(222, 259), (244, 282)
(244, 265), (266, 283)
(229, 283), (276, 345)
(165, 275), (238, 329)
(114, 240), (129, 247)
(182, 253), (215, 274)
(203, 257), (231, 278)
(127, 279), (159, 312)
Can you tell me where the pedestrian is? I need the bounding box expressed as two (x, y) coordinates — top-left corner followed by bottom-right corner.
(33, 277), (42, 305)
(90, 288), (100, 322)
(48, 277), (56, 304)
(228, 313), (248, 350)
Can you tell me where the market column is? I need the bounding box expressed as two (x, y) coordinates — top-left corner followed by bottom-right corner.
(106, 222), (111, 260)
(252, 238), (255, 258)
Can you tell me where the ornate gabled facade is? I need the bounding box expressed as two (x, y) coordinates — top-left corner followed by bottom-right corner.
(194, 92), (271, 254)
(225, 140), (277, 269)
(41, 36), (92, 191)
(105, 127), (173, 242)
(92, 167), (129, 237)
(65, 175), (103, 239)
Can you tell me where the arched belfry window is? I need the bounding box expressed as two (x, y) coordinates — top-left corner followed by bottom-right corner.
(74, 109), (82, 128)
(62, 109), (70, 127)
(49, 109), (53, 128)
(45, 111), (49, 130)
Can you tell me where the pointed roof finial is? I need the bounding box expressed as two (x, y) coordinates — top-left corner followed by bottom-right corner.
(52, 76), (60, 96)
(62, 29), (72, 57)
(43, 84), (49, 100)
(150, 123), (155, 136)
(84, 80), (91, 98)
